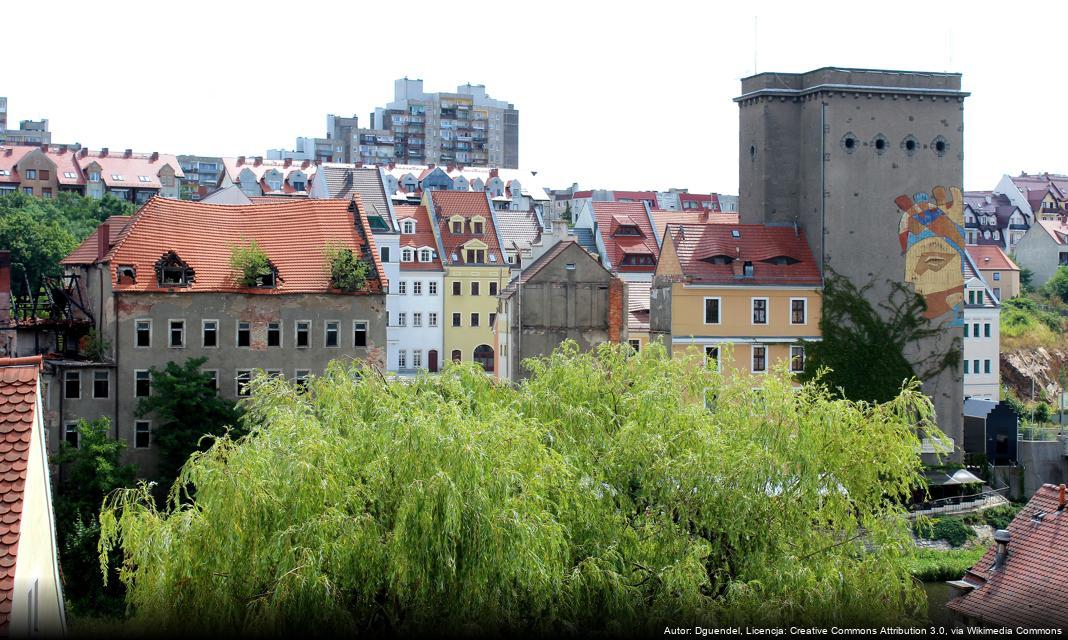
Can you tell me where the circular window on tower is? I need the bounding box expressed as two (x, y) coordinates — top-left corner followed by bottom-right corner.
(749, 144), (757, 161)
(872, 134), (888, 155)
(931, 135), (949, 157)
(901, 135), (918, 157)
(840, 132), (859, 154)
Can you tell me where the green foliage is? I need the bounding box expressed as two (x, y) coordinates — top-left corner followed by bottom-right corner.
(800, 270), (960, 404)
(229, 239), (273, 287)
(134, 357), (243, 490)
(1003, 390), (1053, 425)
(52, 418), (136, 616)
(1042, 266), (1068, 303)
(1019, 265), (1035, 294)
(981, 505), (1022, 530)
(324, 242), (370, 292)
(83, 328), (111, 362)
(562, 202), (573, 225)
(101, 342), (938, 634)
(907, 547), (985, 581)
(0, 192), (136, 294)
(913, 516), (976, 548)
(1001, 295), (1064, 350)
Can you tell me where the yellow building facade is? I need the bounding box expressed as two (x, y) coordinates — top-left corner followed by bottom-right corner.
(443, 263), (510, 370)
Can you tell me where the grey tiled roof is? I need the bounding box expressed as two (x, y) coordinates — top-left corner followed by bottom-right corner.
(319, 166), (393, 231)
(494, 209), (542, 247)
(572, 227), (598, 254)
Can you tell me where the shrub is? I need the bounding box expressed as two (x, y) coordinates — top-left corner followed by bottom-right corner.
(982, 504), (1023, 530)
(229, 240), (273, 287)
(932, 517), (976, 547)
(907, 547), (986, 581)
(324, 242), (370, 292)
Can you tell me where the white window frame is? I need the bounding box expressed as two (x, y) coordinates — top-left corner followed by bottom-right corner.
(398, 280), (407, 295)
(134, 318), (152, 348)
(236, 370), (252, 397)
(751, 344), (768, 374)
(428, 312), (438, 327)
(402, 220), (415, 234)
(324, 321), (340, 348)
(429, 281), (438, 296)
(703, 297), (721, 325)
(413, 281), (423, 296)
(134, 369), (151, 398)
(134, 420), (151, 449)
(789, 298), (807, 325)
(397, 312), (407, 327)
(295, 320), (311, 349)
(413, 312), (422, 327)
(168, 319), (186, 348)
(64, 370), (81, 400)
(92, 370), (109, 399)
(790, 345), (805, 373)
(295, 369), (311, 386)
(236, 320), (252, 348)
(751, 297), (769, 326)
(413, 350), (423, 369)
(202, 319), (219, 348)
(402, 248), (413, 262)
(398, 350), (407, 369)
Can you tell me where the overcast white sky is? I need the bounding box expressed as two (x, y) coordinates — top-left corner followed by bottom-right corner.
(5, 1), (1065, 194)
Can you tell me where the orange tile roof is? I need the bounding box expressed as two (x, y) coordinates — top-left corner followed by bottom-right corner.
(592, 202), (659, 273)
(78, 150), (184, 188)
(0, 147), (34, 183)
(103, 196), (384, 294)
(0, 355), (42, 634)
(665, 223), (821, 286)
(61, 216), (133, 265)
(965, 245), (1019, 272)
(395, 205), (444, 271)
(430, 191), (504, 265)
(651, 210), (739, 238)
(947, 484), (1068, 627)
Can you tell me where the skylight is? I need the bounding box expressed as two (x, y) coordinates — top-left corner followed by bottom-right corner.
(731, 230), (741, 238)
(63, 172), (76, 179)
(111, 174), (125, 181)
(0, 170), (8, 176)
(138, 175), (150, 183)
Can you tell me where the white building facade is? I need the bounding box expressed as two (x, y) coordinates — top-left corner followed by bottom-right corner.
(963, 251), (1001, 401)
(389, 207), (446, 374)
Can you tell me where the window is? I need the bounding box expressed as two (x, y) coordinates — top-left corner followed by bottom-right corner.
(705, 346), (719, 369)
(973, 359), (980, 374)
(169, 320), (185, 348)
(267, 322), (281, 347)
(413, 313), (423, 327)
(64, 370), (80, 399)
(413, 350), (423, 368)
(420, 249), (432, 262)
(24, 169), (36, 180)
(973, 323), (980, 337)
(236, 321), (251, 347)
(984, 323), (991, 338)
(89, 172), (100, 182)
(135, 319), (151, 347)
(295, 370), (310, 390)
(977, 291), (984, 305)
(93, 371), (109, 399)
(135, 370), (151, 397)
(994, 288), (1001, 299)
(465, 248), (486, 263)
(398, 280), (407, 295)
(489, 282), (498, 296)
(134, 421), (151, 449)
(429, 312), (438, 327)
(204, 370), (218, 391)
(381, 246), (390, 263)
(489, 312), (497, 327)
(473, 345), (494, 372)
(353, 321), (367, 347)
(964, 360), (970, 374)
(993, 272), (1001, 281)
(413, 281), (422, 295)
(629, 339), (641, 354)
(41, 188), (52, 198)
(202, 320), (218, 347)
(452, 220), (463, 234)
(751, 345), (767, 373)
(429, 281), (438, 296)
(325, 321), (339, 347)
(402, 220), (415, 234)
(452, 313), (462, 327)
(64, 423), (79, 448)
(402, 248), (413, 262)
(296, 321), (310, 348)
(704, 298), (721, 324)
(397, 312), (407, 327)
(790, 299), (807, 324)
(452, 281), (462, 295)
(964, 324), (969, 338)
(451, 350), (462, 363)
(790, 346), (805, 373)
(752, 298), (768, 325)
(398, 350), (407, 369)
(236, 370), (252, 397)
(471, 281), (480, 296)
(984, 360), (991, 374)
(471, 313), (480, 327)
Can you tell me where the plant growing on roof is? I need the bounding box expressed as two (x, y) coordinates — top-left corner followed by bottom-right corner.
(229, 239), (275, 288)
(324, 241), (370, 292)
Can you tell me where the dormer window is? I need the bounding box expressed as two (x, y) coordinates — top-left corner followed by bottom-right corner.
(465, 248), (486, 263)
(367, 216), (389, 231)
(615, 225), (642, 236)
(155, 251), (195, 287)
(620, 254), (656, 266)
(117, 265), (137, 285)
(702, 254), (734, 265)
(472, 220), (484, 234)
(402, 220), (416, 234)
(761, 255), (800, 266)
(111, 174), (124, 181)
(402, 248), (414, 262)
(420, 248), (432, 262)
(450, 216), (464, 234)
(743, 261), (754, 276)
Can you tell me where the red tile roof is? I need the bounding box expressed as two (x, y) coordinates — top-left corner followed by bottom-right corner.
(0, 147), (34, 184)
(221, 157), (316, 191)
(60, 216), (133, 265)
(678, 192), (721, 211)
(102, 196), (384, 294)
(965, 245), (1019, 272)
(78, 149), (184, 188)
(592, 202), (659, 273)
(1036, 219), (1068, 246)
(947, 484), (1068, 627)
(651, 210), (739, 238)
(0, 355), (43, 634)
(430, 191), (504, 266)
(395, 205), (444, 272)
(665, 223), (821, 286)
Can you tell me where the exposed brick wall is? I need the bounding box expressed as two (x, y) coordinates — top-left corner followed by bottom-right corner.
(608, 278), (624, 342)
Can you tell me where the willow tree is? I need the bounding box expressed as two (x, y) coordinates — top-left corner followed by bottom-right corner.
(99, 342), (939, 636)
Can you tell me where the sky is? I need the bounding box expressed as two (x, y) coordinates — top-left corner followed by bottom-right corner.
(5, 1), (1066, 195)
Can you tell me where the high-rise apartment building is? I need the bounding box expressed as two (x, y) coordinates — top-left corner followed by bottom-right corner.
(361, 79), (518, 169)
(268, 114), (360, 163)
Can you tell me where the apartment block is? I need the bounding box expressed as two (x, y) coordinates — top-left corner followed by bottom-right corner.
(363, 79), (518, 168)
(0, 145), (183, 201)
(0, 97), (6, 133)
(177, 155), (225, 200)
(268, 114), (360, 164)
(650, 223), (822, 380)
(18, 197), (387, 476)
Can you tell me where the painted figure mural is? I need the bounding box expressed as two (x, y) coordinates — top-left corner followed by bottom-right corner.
(894, 186), (965, 325)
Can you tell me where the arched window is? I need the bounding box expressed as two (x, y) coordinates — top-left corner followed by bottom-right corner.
(473, 345), (494, 372)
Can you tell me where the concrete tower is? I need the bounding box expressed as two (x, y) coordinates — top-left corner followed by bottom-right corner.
(736, 67), (969, 452)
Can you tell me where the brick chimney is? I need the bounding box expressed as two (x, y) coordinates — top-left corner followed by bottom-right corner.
(301, 160), (310, 170)
(237, 156), (246, 166)
(150, 151), (159, 161)
(97, 222), (110, 261)
(446, 164), (455, 173)
(79, 148), (88, 158)
(607, 278), (624, 343)
(1059, 484), (1066, 511)
(100, 148), (109, 157)
(40, 144), (48, 153)
(124, 149), (133, 158)
(0, 251), (9, 331)
(732, 248), (745, 277)
(253, 156), (263, 167)
(283, 158), (292, 168)
(490, 168), (499, 178)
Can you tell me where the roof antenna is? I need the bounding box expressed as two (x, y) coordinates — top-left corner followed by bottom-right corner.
(793, 218), (799, 237)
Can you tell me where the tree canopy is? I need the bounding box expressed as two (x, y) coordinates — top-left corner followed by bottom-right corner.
(101, 342), (940, 635)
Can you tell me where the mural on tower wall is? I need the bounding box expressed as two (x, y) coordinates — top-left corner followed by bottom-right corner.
(895, 186), (966, 326)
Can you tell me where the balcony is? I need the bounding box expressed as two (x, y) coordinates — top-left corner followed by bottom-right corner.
(1042, 206), (1063, 214)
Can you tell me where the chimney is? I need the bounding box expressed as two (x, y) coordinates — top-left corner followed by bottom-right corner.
(607, 278), (624, 343)
(732, 248), (745, 277)
(40, 144), (48, 153)
(699, 210), (709, 223)
(3, 149), (10, 157)
(150, 151), (159, 161)
(97, 222), (110, 261)
(1059, 484), (1066, 511)
(490, 168), (499, 178)
(124, 149), (133, 158)
(993, 529), (1010, 570)
(388, 162), (395, 170)
(254, 156), (263, 167)
(237, 156), (246, 166)
(427, 163), (435, 170)
(100, 148), (109, 157)
(79, 148), (88, 158)
(59, 145), (67, 154)
(301, 160), (310, 170)
(283, 158), (292, 168)
(446, 164), (455, 173)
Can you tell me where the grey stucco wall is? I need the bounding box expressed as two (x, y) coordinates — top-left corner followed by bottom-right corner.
(1013, 226), (1061, 288)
